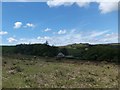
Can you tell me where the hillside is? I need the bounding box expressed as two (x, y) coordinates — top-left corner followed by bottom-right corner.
(2, 43), (119, 62)
(2, 43), (119, 88)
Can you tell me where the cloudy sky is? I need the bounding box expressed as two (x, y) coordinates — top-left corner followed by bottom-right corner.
(1, 0), (118, 46)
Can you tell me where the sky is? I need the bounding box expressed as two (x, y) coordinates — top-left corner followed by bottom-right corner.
(1, 1), (118, 46)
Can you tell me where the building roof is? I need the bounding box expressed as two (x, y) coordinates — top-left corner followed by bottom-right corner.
(57, 52), (65, 57)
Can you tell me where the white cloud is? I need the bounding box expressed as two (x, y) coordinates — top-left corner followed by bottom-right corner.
(47, 0), (118, 14)
(14, 29), (118, 46)
(47, 0), (74, 7)
(98, 2), (118, 14)
(102, 33), (118, 43)
(14, 22), (22, 29)
(76, 2), (90, 7)
(3, 0), (47, 2)
(17, 36), (52, 44)
(90, 30), (109, 38)
(2, 0), (119, 14)
(58, 29), (67, 34)
(44, 28), (51, 32)
(0, 31), (8, 35)
(7, 37), (17, 43)
(37, 36), (51, 40)
(37, 36), (52, 43)
(37, 36), (41, 40)
(14, 22), (35, 29)
(25, 23), (35, 28)
(82, 31), (118, 44)
(3, 0), (119, 2)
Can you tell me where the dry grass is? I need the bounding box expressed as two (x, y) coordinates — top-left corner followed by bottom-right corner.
(2, 56), (119, 88)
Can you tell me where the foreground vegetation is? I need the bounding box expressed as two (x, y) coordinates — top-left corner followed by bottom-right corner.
(2, 55), (119, 88)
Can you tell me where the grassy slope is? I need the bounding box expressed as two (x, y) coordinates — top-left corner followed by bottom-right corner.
(2, 56), (118, 88)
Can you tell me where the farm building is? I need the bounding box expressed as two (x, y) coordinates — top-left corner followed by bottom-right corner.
(56, 52), (65, 59)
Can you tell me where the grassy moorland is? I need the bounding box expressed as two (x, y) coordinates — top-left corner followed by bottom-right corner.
(2, 55), (119, 88)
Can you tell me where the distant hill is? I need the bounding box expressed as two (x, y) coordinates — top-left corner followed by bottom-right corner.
(59, 43), (119, 48)
(1, 43), (119, 62)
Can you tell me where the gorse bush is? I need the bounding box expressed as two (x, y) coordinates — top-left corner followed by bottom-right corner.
(15, 44), (58, 57)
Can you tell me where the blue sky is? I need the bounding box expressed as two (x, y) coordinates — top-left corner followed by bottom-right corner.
(1, 1), (118, 46)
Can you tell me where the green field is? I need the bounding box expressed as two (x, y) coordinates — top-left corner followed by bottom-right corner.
(2, 55), (119, 88)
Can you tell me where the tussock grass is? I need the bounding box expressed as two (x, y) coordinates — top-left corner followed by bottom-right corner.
(2, 56), (119, 88)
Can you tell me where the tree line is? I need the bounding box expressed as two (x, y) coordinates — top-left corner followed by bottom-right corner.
(2, 43), (119, 62)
